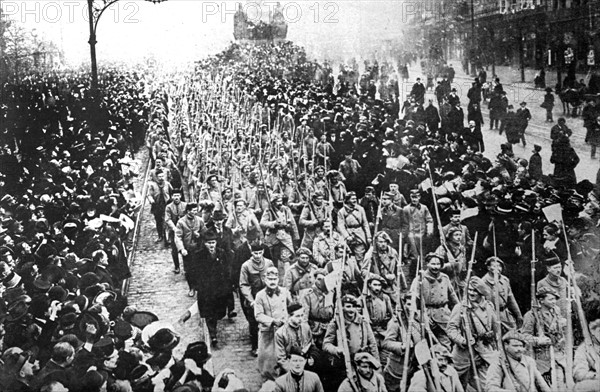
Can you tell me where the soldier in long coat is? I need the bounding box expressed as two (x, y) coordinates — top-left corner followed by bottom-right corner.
(378, 191), (403, 250)
(521, 287), (566, 386)
(410, 252), (458, 348)
(240, 243), (275, 355)
(299, 191), (331, 250)
(481, 257), (523, 331)
(175, 203), (206, 296)
(447, 276), (499, 390)
(255, 267), (292, 381)
(363, 231), (401, 306)
(337, 192), (372, 266)
(261, 193), (300, 284)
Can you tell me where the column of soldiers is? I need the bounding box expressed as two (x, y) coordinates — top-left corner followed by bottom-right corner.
(164, 42), (600, 392)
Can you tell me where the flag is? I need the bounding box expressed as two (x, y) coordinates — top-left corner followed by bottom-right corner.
(420, 178), (432, 192)
(542, 203), (563, 223)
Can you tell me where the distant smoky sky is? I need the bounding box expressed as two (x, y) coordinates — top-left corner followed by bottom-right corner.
(9, 1), (407, 66)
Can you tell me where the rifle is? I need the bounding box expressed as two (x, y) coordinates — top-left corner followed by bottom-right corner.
(530, 230), (558, 390)
(490, 221), (517, 391)
(461, 232), (483, 392)
(427, 164), (454, 261)
(360, 192), (384, 323)
(561, 220), (600, 376)
(416, 250), (442, 392)
(335, 245), (360, 392)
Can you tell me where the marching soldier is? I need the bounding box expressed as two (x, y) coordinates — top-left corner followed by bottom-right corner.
(302, 269), (335, 348)
(261, 193), (300, 284)
(175, 203), (206, 297)
(240, 243), (275, 357)
(325, 243), (363, 297)
(411, 252), (459, 348)
(536, 255), (569, 318)
(442, 208), (473, 249)
(382, 293), (422, 392)
(273, 346), (324, 392)
(299, 191), (331, 250)
(363, 231), (401, 306)
(408, 344), (464, 392)
(284, 247), (318, 301)
(337, 352), (387, 392)
(447, 276), (499, 390)
(364, 274), (394, 366)
(378, 191), (404, 251)
(521, 287), (567, 387)
(275, 303), (314, 374)
(338, 192), (372, 266)
(312, 220), (342, 268)
(255, 267), (292, 380)
(165, 188), (186, 274)
(323, 294), (380, 361)
(482, 256), (523, 330)
(401, 189), (433, 278)
(486, 329), (551, 392)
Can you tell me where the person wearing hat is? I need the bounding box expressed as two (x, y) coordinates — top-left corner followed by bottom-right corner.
(312, 219), (343, 268)
(536, 255), (568, 319)
(364, 273), (393, 358)
(147, 169), (172, 244)
(378, 191), (404, 251)
(299, 190), (331, 251)
(442, 208), (473, 250)
(338, 151), (361, 191)
(0, 347), (40, 391)
(192, 229), (232, 347)
(541, 223), (568, 265)
(436, 226), (467, 294)
(199, 173), (224, 212)
(486, 329), (551, 392)
(359, 186), (379, 229)
(521, 287), (567, 384)
(240, 242), (275, 356)
(408, 343), (462, 392)
(226, 196), (264, 251)
(302, 267), (339, 349)
(275, 303), (314, 374)
(411, 252), (458, 348)
(337, 351), (385, 392)
(401, 189), (434, 277)
(500, 103), (519, 142)
(260, 193), (299, 284)
(255, 266), (292, 381)
(165, 188), (187, 273)
(515, 101), (531, 147)
(447, 276), (499, 389)
(542, 87), (555, 122)
(323, 294), (379, 381)
(337, 191), (371, 266)
(363, 231), (401, 306)
(163, 341), (215, 391)
(205, 209), (235, 314)
(284, 247), (318, 301)
(381, 292), (422, 392)
(175, 203), (206, 297)
(528, 144), (543, 181)
(311, 166), (328, 199)
(573, 318), (600, 391)
(273, 345), (324, 392)
(482, 256), (523, 330)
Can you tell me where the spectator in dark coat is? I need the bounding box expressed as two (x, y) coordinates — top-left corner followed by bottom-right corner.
(192, 230), (233, 346)
(551, 135), (580, 185)
(587, 115), (600, 159)
(541, 87), (555, 122)
(410, 78), (426, 105)
(425, 100), (441, 132)
(467, 102), (485, 131)
(550, 118), (572, 141)
(463, 121), (485, 152)
(529, 145), (543, 180)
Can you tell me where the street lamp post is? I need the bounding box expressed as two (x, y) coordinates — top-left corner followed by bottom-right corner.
(87, 0), (166, 95)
